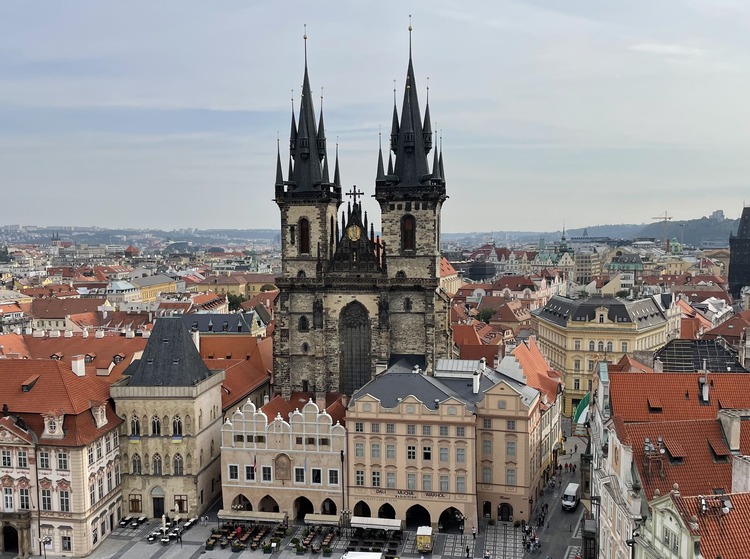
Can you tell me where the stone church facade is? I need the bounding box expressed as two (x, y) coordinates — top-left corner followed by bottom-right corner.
(273, 36), (451, 400)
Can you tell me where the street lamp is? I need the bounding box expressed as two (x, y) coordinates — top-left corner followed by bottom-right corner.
(39, 536), (51, 559)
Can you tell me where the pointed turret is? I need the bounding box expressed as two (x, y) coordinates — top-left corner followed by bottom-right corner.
(439, 147), (445, 183)
(390, 93), (399, 152)
(423, 84), (433, 154)
(376, 134), (385, 181)
(317, 95), (327, 161)
(387, 152), (393, 175)
(322, 155), (330, 183)
(275, 140), (284, 186)
(333, 144), (341, 187)
(289, 105), (297, 152)
(431, 132), (441, 181)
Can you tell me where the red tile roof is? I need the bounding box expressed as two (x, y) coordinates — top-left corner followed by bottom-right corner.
(30, 298), (107, 320)
(609, 371), (750, 422)
(204, 358), (270, 410)
(673, 491), (750, 559)
(440, 257), (457, 277)
(511, 338), (562, 405)
(623, 420), (731, 500)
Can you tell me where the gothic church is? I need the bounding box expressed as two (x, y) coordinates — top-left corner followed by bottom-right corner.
(273, 31), (451, 400)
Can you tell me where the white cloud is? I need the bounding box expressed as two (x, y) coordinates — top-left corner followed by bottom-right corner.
(628, 43), (706, 57)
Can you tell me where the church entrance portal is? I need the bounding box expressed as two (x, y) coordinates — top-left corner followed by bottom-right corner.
(339, 302), (371, 394)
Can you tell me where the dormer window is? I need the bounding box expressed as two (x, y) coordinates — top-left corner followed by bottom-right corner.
(43, 413), (64, 438)
(92, 404), (108, 429)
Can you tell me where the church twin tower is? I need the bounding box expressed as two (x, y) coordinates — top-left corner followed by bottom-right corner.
(273, 30), (451, 400)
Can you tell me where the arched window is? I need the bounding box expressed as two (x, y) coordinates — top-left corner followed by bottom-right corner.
(299, 218), (310, 254)
(598, 341), (604, 352)
(588, 341), (595, 352)
(151, 415), (161, 436)
(404, 298), (412, 311)
(606, 341), (613, 353)
(298, 315), (309, 332)
(130, 415), (140, 436)
(172, 416), (183, 436)
(401, 215), (416, 251)
(302, 343), (309, 353)
(152, 454), (162, 476)
(173, 454), (184, 476)
(131, 454), (142, 474)
(198, 409), (203, 429)
(396, 270), (407, 279)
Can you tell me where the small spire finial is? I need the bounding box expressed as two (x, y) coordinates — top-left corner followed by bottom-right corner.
(320, 86), (324, 109)
(393, 79), (397, 104)
(408, 15), (413, 58)
(426, 76), (430, 101)
(303, 24), (308, 66)
(291, 89), (294, 110)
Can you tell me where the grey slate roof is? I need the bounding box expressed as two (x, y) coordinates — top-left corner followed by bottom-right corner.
(130, 274), (175, 288)
(181, 313), (255, 333)
(533, 295), (667, 329)
(654, 339), (746, 373)
(123, 317), (214, 386)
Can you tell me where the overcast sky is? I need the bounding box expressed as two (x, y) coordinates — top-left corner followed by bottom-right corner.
(2, 0), (750, 233)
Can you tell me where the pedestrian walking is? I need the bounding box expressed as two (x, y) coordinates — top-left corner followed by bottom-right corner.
(573, 464), (577, 474)
(574, 443), (578, 453)
(466, 545), (470, 558)
(472, 526), (476, 539)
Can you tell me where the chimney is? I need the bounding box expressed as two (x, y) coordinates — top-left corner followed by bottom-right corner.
(71, 355), (86, 377)
(49, 330), (61, 338)
(23, 327), (32, 335)
(95, 329), (105, 339)
(32, 330), (45, 338)
(125, 329), (135, 339)
(192, 330), (200, 351)
(142, 330), (151, 338)
(263, 394), (270, 405)
(653, 357), (663, 373)
(82, 329), (89, 338)
(719, 410), (741, 453)
(480, 357), (487, 373)
(63, 329), (73, 338)
(473, 369), (481, 395)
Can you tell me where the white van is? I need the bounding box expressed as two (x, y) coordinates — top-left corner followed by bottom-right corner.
(561, 482), (581, 511)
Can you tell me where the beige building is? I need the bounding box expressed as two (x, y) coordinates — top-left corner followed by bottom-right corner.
(130, 275), (178, 302)
(0, 359), (122, 558)
(220, 397), (346, 521)
(111, 318), (224, 520)
(533, 295), (677, 415)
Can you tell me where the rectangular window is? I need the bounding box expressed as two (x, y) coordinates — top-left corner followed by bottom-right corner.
(483, 419), (492, 429)
(105, 435), (112, 453)
(129, 494), (142, 513)
(574, 359), (581, 372)
(386, 423), (395, 434)
(482, 440), (492, 455)
(113, 430), (119, 448)
(328, 469), (339, 485)
(439, 447), (449, 462)
(19, 488), (29, 510)
(355, 422), (364, 433)
(574, 378), (581, 391)
(57, 452), (68, 471)
(355, 470), (364, 486)
(456, 426), (465, 437)
(355, 442), (365, 457)
(60, 490), (70, 512)
(506, 469), (516, 486)
(440, 475), (449, 492)
(3, 488), (12, 511)
(423, 446), (432, 460)
(98, 477), (104, 500)
(371, 423), (380, 433)
(62, 536), (71, 552)
(422, 474), (432, 491)
(115, 463), (121, 486)
(175, 495), (188, 514)
(386, 444), (396, 459)
(456, 448), (466, 463)
(439, 425), (449, 436)
(386, 472), (396, 488)
(507, 420), (516, 431)
(407, 424), (416, 435)
(482, 466), (492, 483)
(372, 471), (381, 487)
(42, 489), (52, 511)
(407, 473), (417, 490)
(456, 476), (466, 493)
(295, 467), (305, 483)
(228, 465), (239, 480)
(311, 468), (322, 484)
(371, 443), (381, 459)
(39, 451), (50, 469)
(296, 436), (303, 445)
(588, 360), (594, 372)
(245, 465), (256, 481)
(17, 451), (27, 469)
(422, 425), (431, 436)
(621, 342), (628, 353)
(574, 340), (581, 350)
(107, 470), (113, 493)
(96, 440), (103, 460)
(407, 445), (416, 460)
(262, 466), (272, 482)
(1, 450), (10, 468)
(88, 446), (94, 465)
(506, 441), (516, 456)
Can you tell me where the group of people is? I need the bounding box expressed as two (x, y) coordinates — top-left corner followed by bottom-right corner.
(521, 522), (541, 553)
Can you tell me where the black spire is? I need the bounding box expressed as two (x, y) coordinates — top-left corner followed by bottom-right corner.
(390, 83), (399, 152)
(322, 155), (330, 183)
(376, 133), (385, 181)
(275, 138), (284, 186)
(317, 89), (327, 161)
(333, 143), (341, 187)
(439, 140), (445, 182)
(387, 152), (393, 175)
(390, 22), (431, 186)
(431, 131), (440, 181)
(423, 79), (433, 153)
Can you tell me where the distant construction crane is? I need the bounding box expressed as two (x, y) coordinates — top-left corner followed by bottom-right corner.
(652, 211), (673, 251)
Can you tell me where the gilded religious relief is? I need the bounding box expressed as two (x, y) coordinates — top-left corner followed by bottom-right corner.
(274, 454), (291, 481)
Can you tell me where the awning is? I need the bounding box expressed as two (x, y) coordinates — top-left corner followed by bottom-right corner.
(350, 516), (402, 530)
(217, 510), (287, 523)
(304, 513), (340, 526)
(573, 392), (591, 424)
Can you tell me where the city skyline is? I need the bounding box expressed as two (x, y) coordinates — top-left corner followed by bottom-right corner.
(2, 1), (750, 231)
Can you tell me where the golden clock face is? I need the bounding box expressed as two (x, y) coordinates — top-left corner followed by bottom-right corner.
(347, 225), (361, 241)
